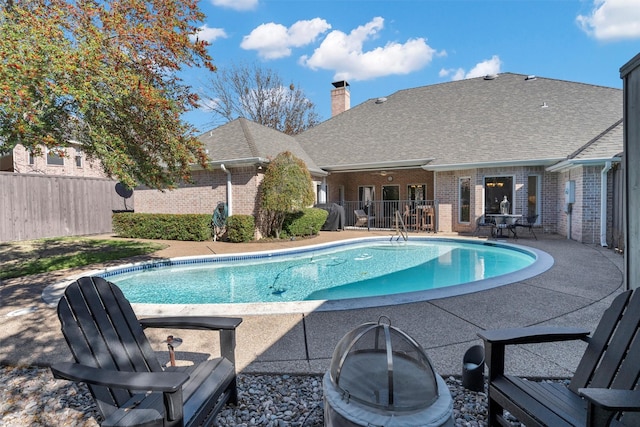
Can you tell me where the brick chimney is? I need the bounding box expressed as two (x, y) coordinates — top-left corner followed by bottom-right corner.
(331, 81), (350, 117)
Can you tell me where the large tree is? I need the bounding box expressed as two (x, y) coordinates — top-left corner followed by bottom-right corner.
(202, 62), (320, 135)
(260, 151), (315, 238)
(0, 0), (214, 189)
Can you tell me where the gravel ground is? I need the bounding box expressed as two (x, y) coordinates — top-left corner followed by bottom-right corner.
(0, 365), (500, 427)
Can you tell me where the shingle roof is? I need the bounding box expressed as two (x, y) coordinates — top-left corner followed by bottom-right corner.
(295, 73), (623, 170)
(570, 120), (623, 160)
(198, 118), (325, 175)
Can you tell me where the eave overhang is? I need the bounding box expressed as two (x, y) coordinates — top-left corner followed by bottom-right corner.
(422, 158), (565, 172)
(321, 158), (435, 173)
(196, 157), (329, 176)
(545, 157), (622, 173)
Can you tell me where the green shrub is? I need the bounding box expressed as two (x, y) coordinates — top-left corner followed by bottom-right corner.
(282, 208), (328, 238)
(112, 213), (212, 241)
(226, 215), (255, 243)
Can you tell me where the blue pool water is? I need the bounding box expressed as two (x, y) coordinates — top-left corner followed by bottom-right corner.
(105, 238), (540, 305)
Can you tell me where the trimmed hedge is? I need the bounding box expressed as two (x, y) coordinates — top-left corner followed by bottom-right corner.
(226, 215), (255, 243)
(112, 213), (212, 241)
(282, 208), (328, 238)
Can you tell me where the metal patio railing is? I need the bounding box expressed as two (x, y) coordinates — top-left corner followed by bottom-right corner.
(319, 200), (437, 232)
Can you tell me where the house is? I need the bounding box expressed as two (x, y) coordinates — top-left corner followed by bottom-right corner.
(134, 73), (623, 245)
(133, 118), (328, 219)
(0, 142), (106, 179)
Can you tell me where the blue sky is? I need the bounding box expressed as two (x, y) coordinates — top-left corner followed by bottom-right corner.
(182, 0), (640, 132)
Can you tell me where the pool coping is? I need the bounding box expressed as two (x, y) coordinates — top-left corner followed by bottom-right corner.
(42, 236), (554, 316)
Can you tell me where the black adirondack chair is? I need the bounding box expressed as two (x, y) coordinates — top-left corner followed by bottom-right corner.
(478, 289), (640, 427)
(50, 276), (242, 427)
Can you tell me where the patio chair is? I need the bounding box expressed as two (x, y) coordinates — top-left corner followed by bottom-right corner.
(354, 209), (374, 227)
(402, 205), (417, 230)
(514, 214), (538, 239)
(50, 276), (242, 427)
(473, 215), (495, 237)
(479, 289), (640, 427)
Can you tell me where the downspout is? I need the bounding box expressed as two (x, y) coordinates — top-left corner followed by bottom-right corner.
(600, 161), (612, 247)
(220, 163), (232, 216)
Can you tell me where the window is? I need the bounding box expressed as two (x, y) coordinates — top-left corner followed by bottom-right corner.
(484, 176), (514, 214)
(459, 177), (470, 223)
(28, 151), (35, 165)
(75, 150), (83, 168)
(407, 184), (426, 206)
(358, 186), (375, 214)
(527, 175), (541, 223)
(47, 148), (64, 166)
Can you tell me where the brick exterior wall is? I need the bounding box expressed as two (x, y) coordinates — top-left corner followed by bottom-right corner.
(9, 144), (107, 178)
(134, 166), (262, 216)
(555, 165), (616, 245)
(133, 161), (616, 244)
(435, 166), (559, 234)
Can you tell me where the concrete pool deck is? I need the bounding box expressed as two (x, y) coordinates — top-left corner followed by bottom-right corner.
(0, 230), (625, 378)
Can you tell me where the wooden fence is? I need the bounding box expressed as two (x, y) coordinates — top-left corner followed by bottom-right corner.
(0, 172), (130, 242)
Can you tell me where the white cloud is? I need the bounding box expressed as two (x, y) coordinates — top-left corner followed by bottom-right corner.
(577, 0), (640, 40)
(440, 56), (502, 81)
(241, 18), (331, 60)
(211, 0), (257, 11)
(300, 17), (437, 81)
(190, 25), (227, 43)
(198, 97), (219, 112)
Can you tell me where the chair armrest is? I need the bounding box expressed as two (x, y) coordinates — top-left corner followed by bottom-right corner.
(139, 316), (242, 365)
(478, 326), (590, 345)
(579, 388), (640, 412)
(139, 316), (242, 331)
(479, 327), (590, 381)
(51, 362), (189, 391)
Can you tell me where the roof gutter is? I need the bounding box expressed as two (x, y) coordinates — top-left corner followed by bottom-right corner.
(422, 158), (564, 172)
(205, 157), (270, 168)
(546, 157), (622, 173)
(207, 157), (328, 177)
(322, 158), (434, 173)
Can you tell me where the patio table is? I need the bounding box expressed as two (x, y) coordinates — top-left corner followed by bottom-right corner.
(486, 214), (522, 238)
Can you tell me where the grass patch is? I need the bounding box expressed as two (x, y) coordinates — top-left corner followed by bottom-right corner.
(0, 237), (166, 280)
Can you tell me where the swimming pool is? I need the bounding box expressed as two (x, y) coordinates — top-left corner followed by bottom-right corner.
(99, 237), (553, 314)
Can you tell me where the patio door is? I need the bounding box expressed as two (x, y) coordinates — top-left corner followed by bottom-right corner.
(527, 175), (541, 224)
(358, 186), (375, 214)
(484, 176), (514, 214)
(382, 185), (399, 221)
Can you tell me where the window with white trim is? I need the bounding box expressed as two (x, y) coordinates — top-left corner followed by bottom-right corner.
(47, 148), (64, 165)
(459, 177), (471, 223)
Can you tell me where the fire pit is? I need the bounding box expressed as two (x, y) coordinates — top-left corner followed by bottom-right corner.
(323, 317), (454, 426)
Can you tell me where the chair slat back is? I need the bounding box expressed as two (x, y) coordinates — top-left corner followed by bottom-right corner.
(569, 290), (638, 393)
(58, 276), (163, 418)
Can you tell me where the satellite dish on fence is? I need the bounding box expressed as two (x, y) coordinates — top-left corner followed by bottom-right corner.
(115, 182), (133, 211)
(115, 182), (133, 199)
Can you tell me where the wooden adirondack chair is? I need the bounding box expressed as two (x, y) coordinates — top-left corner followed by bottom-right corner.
(478, 289), (640, 427)
(50, 276), (242, 427)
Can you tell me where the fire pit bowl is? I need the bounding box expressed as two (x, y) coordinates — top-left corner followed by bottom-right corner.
(323, 317), (454, 426)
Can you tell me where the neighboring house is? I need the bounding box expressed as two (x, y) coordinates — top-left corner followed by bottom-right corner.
(0, 142), (106, 179)
(0, 143), (123, 242)
(134, 73), (623, 245)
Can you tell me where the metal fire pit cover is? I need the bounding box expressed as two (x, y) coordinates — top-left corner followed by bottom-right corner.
(329, 316), (438, 411)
